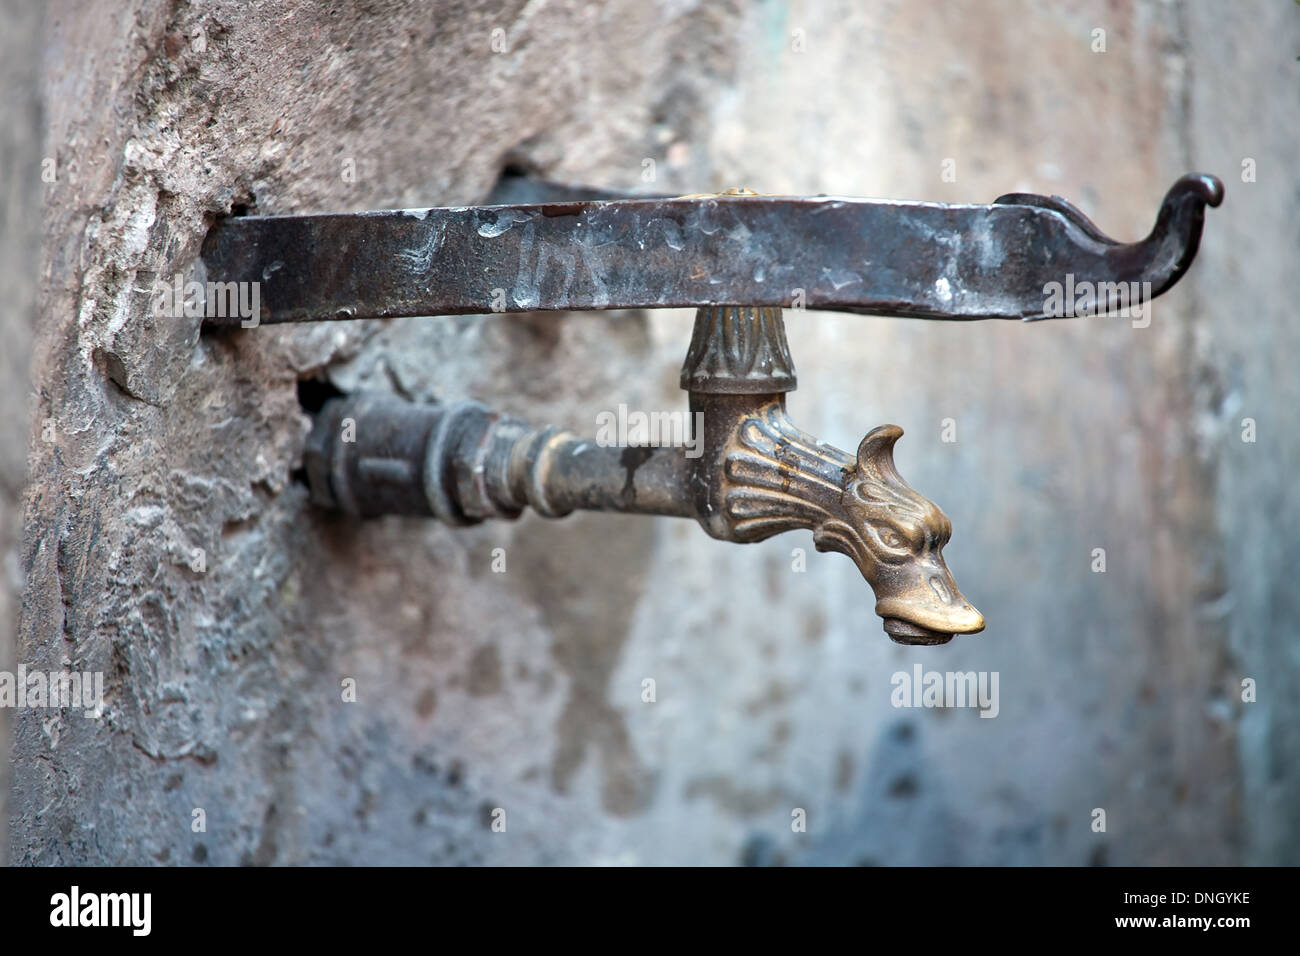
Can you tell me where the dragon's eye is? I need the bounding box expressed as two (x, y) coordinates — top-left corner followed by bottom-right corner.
(867, 523), (917, 561)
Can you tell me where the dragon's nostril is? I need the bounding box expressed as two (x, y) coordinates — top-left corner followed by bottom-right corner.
(929, 575), (952, 604)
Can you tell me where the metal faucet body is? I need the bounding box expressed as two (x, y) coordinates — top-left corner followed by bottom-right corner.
(305, 304), (983, 644)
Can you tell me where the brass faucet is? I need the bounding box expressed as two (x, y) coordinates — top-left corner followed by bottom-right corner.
(204, 175), (1222, 644)
(302, 300), (983, 644)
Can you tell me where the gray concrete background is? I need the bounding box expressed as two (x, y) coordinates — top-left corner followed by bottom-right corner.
(3, 0), (1297, 865)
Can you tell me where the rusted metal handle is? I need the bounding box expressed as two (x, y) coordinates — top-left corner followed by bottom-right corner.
(200, 174), (1221, 327)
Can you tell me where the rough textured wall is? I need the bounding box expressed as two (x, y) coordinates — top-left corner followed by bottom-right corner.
(0, 0), (43, 867)
(9, 0), (1298, 865)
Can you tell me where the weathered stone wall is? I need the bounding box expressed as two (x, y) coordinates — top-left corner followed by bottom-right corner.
(0, 0), (43, 868)
(6, 0), (1298, 865)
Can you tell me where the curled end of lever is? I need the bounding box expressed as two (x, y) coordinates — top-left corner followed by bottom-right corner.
(1172, 172), (1225, 209)
(1150, 173), (1225, 247)
(1141, 172), (1224, 297)
(995, 172), (1223, 239)
(997, 172), (1223, 321)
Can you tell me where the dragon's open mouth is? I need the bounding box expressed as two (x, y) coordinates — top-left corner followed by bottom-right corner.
(874, 577), (985, 646)
(882, 617), (956, 646)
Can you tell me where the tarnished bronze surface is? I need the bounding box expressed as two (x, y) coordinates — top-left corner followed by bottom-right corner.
(687, 394), (981, 645)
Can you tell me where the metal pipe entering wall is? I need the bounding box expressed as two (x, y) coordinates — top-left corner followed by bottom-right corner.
(303, 393), (692, 524)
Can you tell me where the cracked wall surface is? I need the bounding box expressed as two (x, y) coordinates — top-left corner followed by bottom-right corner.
(7, 0), (1298, 865)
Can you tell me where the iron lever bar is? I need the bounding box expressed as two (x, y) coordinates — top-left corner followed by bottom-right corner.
(199, 175), (1222, 327)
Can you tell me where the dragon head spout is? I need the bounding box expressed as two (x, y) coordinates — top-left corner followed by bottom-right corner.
(814, 425), (984, 645)
(708, 398), (983, 646)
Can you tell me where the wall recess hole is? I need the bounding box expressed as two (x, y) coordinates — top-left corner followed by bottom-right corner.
(297, 375), (345, 414)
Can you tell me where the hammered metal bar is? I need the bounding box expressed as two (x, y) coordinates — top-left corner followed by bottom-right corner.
(202, 175), (1222, 326)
